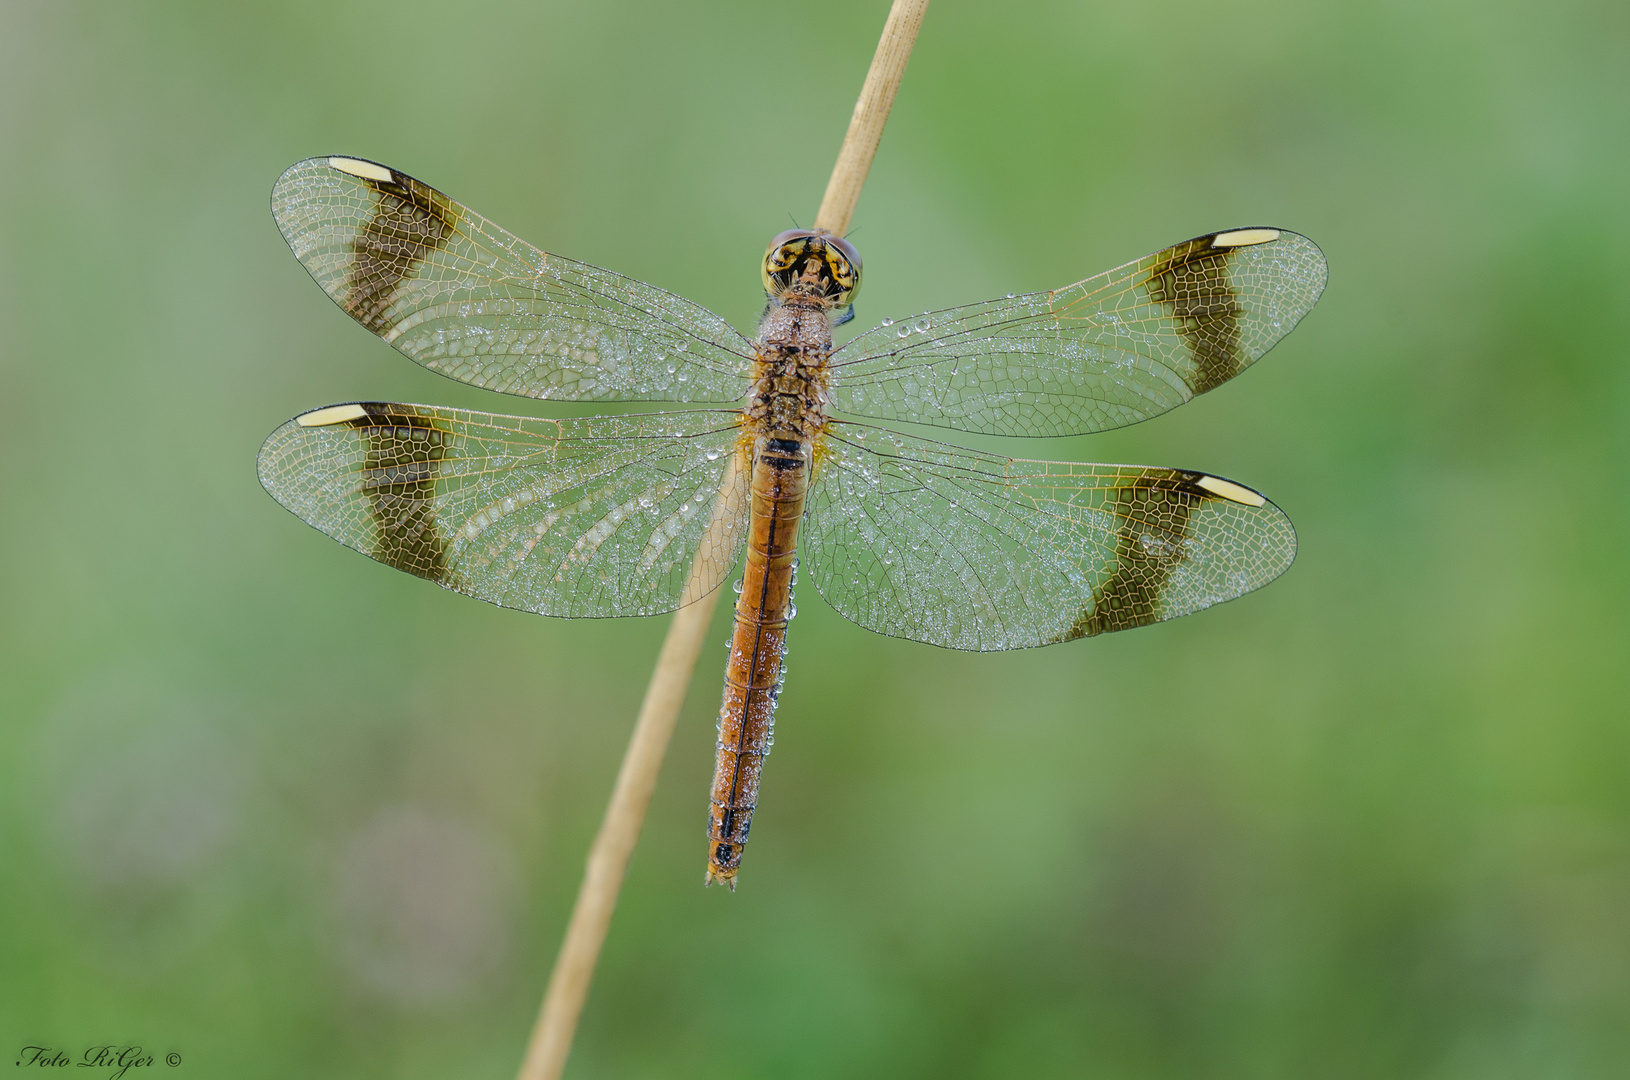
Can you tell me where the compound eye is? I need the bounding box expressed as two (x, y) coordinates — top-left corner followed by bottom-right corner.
(826, 234), (862, 275)
(762, 230), (817, 292)
(767, 228), (820, 252)
(823, 235), (863, 307)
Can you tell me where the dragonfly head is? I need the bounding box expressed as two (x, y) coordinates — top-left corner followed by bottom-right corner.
(762, 229), (862, 311)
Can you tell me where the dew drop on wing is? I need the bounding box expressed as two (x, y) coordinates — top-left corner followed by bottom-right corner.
(880, 317), (894, 326)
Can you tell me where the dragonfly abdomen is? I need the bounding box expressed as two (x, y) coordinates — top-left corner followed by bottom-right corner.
(706, 436), (809, 888)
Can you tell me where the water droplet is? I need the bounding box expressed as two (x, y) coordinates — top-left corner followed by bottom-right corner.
(914, 318), (930, 333)
(665, 362), (676, 374)
(675, 341), (688, 352)
(880, 317), (894, 327)
(896, 326), (910, 338)
(705, 449), (721, 461)
(1006, 292), (1016, 299)
(732, 579), (744, 594)
(787, 603), (797, 619)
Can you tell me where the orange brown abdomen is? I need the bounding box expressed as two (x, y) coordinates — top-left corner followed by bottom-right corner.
(706, 436), (809, 888)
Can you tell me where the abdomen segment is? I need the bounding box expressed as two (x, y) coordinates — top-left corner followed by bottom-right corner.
(707, 437), (809, 888)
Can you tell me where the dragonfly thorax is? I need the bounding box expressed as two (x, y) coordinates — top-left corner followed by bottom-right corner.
(749, 291), (834, 440)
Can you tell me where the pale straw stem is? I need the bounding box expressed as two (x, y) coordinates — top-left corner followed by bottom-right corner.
(816, 0), (931, 236)
(515, 5), (929, 1078)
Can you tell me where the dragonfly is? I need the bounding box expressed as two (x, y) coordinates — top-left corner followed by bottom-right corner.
(259, 156), (1326, 888)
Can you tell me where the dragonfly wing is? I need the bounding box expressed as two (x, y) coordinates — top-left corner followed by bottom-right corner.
(832, 229), (1325, 437)
(272, 156), (754, 403)
(258, 404), (750, 617)
(803, 423), (1296, 651)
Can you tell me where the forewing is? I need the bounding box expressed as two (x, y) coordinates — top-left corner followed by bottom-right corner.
(272, 156), (754, 403)
(803, 423), (1296, 651)
(832, 229), (1325, 437)
(258, 404), (749, 617)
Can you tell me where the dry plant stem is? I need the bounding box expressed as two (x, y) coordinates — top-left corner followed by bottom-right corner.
(515, 5), (928, 1078)
(815, 0), (931, 235)
(515, 579), (724, 1080)
(515, 458), (740, 1080)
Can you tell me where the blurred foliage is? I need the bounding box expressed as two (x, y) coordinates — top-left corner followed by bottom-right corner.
(2, 1), (1628, 1077)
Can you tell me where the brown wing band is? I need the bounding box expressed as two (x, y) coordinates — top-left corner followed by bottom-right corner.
(343, 169), (463, 334)
(1144, 236), (1245, 395)
(346, 405), (453, 583)
(1063, 471), (1213, 639)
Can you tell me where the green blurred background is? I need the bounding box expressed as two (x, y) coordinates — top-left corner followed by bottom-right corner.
(3, 1), (1627, 1076)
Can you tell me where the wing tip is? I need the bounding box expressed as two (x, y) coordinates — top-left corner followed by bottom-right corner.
(1205, 226), (1327, 275)
(271, 155), (399, 217)
(1206, 226), (1330, 324)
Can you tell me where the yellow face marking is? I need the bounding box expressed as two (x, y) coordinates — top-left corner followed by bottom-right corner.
(1195, 474), (1267, 506)
(327, 157), (395, 183)
(1211, 228), (1281, 248)
(296, 403), (370, 427)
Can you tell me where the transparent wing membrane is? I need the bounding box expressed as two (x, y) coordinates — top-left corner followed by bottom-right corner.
(272, 157), (754, 403)
(803, 423), (1297, 651)
(265, 158), (1321, 646)
(831, 229), (1326, 437)
(258, 404), (749, 618)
